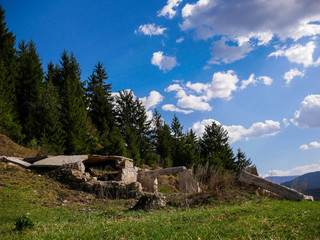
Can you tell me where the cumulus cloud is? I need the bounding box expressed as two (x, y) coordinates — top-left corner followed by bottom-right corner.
(176, 90), (212, 111)
(300, 141), (320, 150)
(140, 91), (164, 110)
(208, 38), (253, 64)
(162, 104), (193, 114)
(165, 71), (273, 112)
(158, 0), (183, 19)
(265, 164), (320, 176)
(206, 70), (239, 100)
(283, 68), (305, 85)
(291, 94), (320, 128)
(269, 42), (320, 67)
(191, 118), (282, 143)
(186, 81), (209, 93)
(258, 76), (273, 86)
(136, 24), (167, 36)
(180, 0), (320, 41)
(165, 83), (183, 92)
(151, 51), (177, 71)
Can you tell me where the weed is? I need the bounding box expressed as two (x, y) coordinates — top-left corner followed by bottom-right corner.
(15, 214), (34, 231)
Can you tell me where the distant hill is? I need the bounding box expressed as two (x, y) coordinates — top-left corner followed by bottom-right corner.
(265, 175), (299, 184)
(282, 171), (320, 200)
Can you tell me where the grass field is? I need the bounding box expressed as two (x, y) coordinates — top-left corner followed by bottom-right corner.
(1, 161), (320, 239)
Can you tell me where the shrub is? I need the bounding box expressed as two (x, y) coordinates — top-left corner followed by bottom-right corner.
(194, 162), (236, 192)
(15, 214), (34, 231)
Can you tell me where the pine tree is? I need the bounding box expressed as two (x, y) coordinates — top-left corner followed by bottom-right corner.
(86, 62), (115, 133)
(0, 6), (23, 142)
(85, 62), (121, 154)
(114, 90), (151, 165)
(38, 62), (65, 154)
(170, 114), (185, 167)
(16, 40), (44, 142)
(58, 51), (88, 154)
(199, 121), (235, 170)
(183, 129), (201, 168)
(151, 110), (172, 167)
(234, 148), (252, 172)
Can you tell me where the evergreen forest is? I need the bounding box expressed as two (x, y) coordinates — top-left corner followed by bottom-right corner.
(0, 6), (251, 172)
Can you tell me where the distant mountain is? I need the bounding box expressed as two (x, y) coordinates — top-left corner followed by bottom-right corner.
(282, 171), (320, 201)
(265, 175), (299, 184)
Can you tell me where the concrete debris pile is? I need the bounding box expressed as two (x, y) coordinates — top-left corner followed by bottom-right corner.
(0, 155), (314, 202)
(0, 155), (201, 200)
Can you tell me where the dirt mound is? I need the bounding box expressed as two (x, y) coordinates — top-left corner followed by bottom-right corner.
(0, 134), (38, 158)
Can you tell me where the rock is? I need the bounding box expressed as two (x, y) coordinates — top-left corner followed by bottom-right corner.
(130, 192), (166, 211)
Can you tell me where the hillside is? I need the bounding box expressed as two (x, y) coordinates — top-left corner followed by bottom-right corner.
(265, 175), (299, 184)
(1, 160), (320, 239)
(282, 171), (320, 190)
(282, 171), (320, 200)
(0, 134), (39, 158)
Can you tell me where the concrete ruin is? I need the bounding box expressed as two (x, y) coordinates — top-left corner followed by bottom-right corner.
(0, 155), (201, 199)
(239, 167), (314, 201)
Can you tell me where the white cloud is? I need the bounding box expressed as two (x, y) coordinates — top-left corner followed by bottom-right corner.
(245, 120), (282, 140)
(191, 118), (282, 143)
(206, 70), (239, 100)
(186, 81), (209, 93)
(176, 37), (184, 43)
(283, 68), (305, 85)
(177, 93), (212, 111)
(165, 84), (183, 92)
(208, 38), (253, 64)
(151, 51), (177, 71)
(140, 91), (164, 110)
(146, 110), (153, 122)
(240, 74), (257, 90)
(269, 42), (320, 67)
(158, 0), (183, 19)
(258, 76), (273, 86)
(291, 94), (320, 128)
(164, 71), (272, 112)
(300, 141), (320, 150)
(136, 24), (167, 36)
(161, 104), (193, 114)
(180, 0), (320, 41)
(265, 164), (320, 177)
(237, 31), (274, 46)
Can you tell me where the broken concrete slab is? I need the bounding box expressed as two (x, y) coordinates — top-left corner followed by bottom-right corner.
(86, 155), (133, 168)
(0, 156), (31, 168)
(32, 155), (88, 168)
(23, 155), (53, 163)
(239, 170), (314, 201)
(179, 169), (202, 194)
(145, 166), (186, 177)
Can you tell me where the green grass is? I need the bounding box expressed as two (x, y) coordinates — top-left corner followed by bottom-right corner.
(1, 162), (320, 239)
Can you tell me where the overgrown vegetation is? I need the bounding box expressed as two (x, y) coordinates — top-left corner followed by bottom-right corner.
(0, 5), (251, 172)
(0, 162), (320, 239)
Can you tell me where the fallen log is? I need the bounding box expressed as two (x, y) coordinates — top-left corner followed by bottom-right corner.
(239, 170), (313, 201)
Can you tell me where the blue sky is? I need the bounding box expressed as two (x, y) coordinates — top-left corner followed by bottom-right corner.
(2, 0), (320, 176)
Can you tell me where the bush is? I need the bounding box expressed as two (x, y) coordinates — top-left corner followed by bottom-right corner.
(15, 214), (34, 231)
